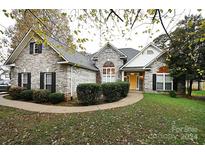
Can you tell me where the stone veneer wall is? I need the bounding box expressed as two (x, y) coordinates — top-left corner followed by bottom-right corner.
(69, 66), (96, 97)
(94, 46), (124, 82)
(10, 38), (96, 97)
(144, 55), (166, 92)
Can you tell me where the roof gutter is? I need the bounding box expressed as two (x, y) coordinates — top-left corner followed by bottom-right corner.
(70, 65), (73, 99)
(57, 61), (69, 64)
(4, 63), (15, 67)
(120, 67), (151, 71)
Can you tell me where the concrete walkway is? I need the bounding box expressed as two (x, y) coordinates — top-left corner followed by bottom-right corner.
(0, 92), (143, 113)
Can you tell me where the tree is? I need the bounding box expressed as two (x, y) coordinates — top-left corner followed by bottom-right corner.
(153, 33), (169, 49)
(2, 9), (204, 50)
(2, 9), (189, 50)
(3, 9), (73, 50)
(166, 15), (205, 96)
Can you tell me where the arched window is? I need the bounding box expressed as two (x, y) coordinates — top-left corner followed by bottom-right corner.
(102, 61), (115, 83)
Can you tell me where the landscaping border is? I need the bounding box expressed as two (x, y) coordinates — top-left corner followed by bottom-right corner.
(0, 92), (143, 113)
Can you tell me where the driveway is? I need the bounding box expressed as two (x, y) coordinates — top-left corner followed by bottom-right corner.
(0, 92), (143, 113)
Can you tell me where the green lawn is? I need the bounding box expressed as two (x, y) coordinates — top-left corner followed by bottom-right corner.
(0, 93), (205, 144)
(192, 90), (205, 96)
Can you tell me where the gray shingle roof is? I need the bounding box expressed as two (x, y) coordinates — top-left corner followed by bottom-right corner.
(47, 37), (98, 71)
(47, 36), (140, 71)
(118, 48), (140, 61)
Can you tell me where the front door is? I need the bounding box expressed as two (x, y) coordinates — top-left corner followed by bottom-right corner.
(130, 74), (137, 90)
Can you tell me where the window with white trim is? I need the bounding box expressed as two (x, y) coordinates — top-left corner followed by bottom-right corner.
(147, 50), (154, 55)
(22, 73), (28, 88)
(156, 73), (173, 91)
(30, 42), (42, 54)
(45, 73), (52, 92)
(102, 61), (115, 83)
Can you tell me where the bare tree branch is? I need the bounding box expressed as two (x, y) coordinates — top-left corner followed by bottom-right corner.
(131, 9), (141, 29)
(152, 9), (158, 22)
(107, 9), (124, 22)
(157, 9), (172, 42)
(106, 10), (113, 21)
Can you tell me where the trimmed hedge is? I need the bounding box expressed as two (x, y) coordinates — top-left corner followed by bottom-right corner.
(49, 93), (64, 104)
(33, 89), (50, 103)
(117, 81), (130, 97)
(77, 83), (101, 105)
(21, 90), (33, 101)
(169, 90), (177, 98)
(8, 86), (24, 100)
(102, 82), (130, 102)
(101, 82), (121, 102)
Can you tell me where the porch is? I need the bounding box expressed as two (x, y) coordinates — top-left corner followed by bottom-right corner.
(121, 71), (145, 91)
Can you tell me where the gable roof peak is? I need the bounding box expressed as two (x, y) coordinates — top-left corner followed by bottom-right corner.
(91, 42), (127, 59)
(4, 29), (98, 71)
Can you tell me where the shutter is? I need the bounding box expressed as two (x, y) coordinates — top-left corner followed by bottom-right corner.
(29, 42), (34, 54)
(152, 74), (156, 91)
(27, 73), (31, 89)
(40, 72), (44, 89)
(51, 72), (56, 93)
(38, 43), (42, 53)
(18, 73), (22, 87)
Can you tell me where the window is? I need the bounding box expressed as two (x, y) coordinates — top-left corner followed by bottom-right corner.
(45, 73), (52, 92)
(105, 49), (112, 53)
(18, 72), (31, 89)
(30, 42), (42, 54)
(156, 73), (173, 91)
(34, 44), (39, 53)
(22, 73), (28, 88)
(165, 74), (172, 90)
(147, 50), (154, 55)
(40, 72), (56, 92)
(102, 61), (115, 83)
(156, 74), (163, 90)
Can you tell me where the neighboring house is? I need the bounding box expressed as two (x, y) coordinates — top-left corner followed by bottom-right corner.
(4, 29), (180, 100)
(0, 65), (10, 81)
(190, 80), (205, 91)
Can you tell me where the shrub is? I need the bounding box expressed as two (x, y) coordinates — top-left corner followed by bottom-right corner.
(101, 82), (121, 102)
(117, 81), (130, 97)
(49, 93), (64, 104)
(6, 86), (11, 92)
(21, 90), (33, 101)
(77, 83), (101, 105)
(8, 86), (24, 100)
(169, 90), (177, 98)
(33, 89), (50, 103)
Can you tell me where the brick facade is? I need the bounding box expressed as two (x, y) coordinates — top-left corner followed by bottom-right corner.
(93, 45), (124, 83)
(144, 55), (166, 92)
(10, 39), (96, 98)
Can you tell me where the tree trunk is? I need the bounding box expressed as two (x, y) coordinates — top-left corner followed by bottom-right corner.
(188, 80), (193, 96)
(198, 81), (201, 90)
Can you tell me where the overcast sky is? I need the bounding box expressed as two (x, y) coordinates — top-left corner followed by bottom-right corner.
(0, 9), (205, 55)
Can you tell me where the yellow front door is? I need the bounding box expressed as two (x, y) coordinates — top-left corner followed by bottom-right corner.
(130, 74), (137, 90)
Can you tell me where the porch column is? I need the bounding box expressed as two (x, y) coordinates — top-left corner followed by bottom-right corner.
(121, 71), (124, 81)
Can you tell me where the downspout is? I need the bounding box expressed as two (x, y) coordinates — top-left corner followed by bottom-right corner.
(70, 65), (73, 100)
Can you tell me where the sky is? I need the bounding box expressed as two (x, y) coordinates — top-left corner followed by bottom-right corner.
(0, 9), (205, 55)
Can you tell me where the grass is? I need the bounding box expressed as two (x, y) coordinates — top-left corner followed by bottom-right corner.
(192, 90), (205, 96)
(0, 93), (205, 144)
